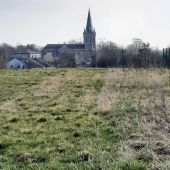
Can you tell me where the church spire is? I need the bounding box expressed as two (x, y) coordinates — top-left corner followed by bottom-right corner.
(85, 9), (94, 33)
(83, 8), (96, 67)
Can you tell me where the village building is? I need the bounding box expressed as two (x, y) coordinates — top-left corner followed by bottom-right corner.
(6, 57), (53, 69)
(8, 49), (41, 59)
(6, 49), (52, 69)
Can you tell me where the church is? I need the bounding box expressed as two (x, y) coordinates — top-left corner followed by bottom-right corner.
(42, 9), (96, 67)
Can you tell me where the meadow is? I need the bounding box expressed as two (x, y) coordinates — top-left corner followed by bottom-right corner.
(0, 68), (169, 170)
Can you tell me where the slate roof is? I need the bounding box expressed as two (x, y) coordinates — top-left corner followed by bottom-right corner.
(9, 49), (40, 56)
(8, 56), (28, 63)
(43, 44), (85, 50)
(85, 9), (94, 33)
(30, 58), (54, 68)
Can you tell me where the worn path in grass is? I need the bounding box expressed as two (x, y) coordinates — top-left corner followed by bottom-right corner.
(0, 69), (170, 170)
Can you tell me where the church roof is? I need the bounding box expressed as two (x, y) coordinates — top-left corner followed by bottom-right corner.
(85, 9), (95, 33)
(43, 44), (85, 50)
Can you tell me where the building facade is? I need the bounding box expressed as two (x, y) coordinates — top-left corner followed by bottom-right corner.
(42, 9), (96, 67)
(9, 50), (41, 59)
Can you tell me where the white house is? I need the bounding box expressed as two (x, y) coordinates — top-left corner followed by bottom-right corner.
(29, 51), (41, 58)
(6, 58), (27, 69)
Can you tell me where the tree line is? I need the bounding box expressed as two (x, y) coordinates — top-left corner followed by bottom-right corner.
(0, 39), (164, 68)
(96, 38), (163, 68)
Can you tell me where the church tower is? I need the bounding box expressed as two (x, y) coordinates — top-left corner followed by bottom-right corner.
(83, 9), (96, 67)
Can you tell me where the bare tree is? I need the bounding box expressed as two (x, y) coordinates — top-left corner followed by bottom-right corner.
(138, 42), (151, 68)
(54, 52), (76, 68)
(96, 41), (121, 67)
(0, 43), (15, 68)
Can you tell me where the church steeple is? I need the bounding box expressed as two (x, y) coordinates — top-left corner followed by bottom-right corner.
(85, 9), (95, 33)
(83, 9), (96, 67)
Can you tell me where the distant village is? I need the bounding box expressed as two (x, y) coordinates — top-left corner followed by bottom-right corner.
(5, 10), (96, 69)
(1, 9), (170, 69)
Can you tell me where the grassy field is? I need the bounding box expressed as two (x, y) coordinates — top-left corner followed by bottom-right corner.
(0, 68), (169, 170)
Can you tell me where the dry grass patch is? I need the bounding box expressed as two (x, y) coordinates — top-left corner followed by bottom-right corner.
(0, 100), (16, 112)
(146, 73), (164, 85)
(106, 68), (125, 81)
(118, 77), (170, 170)
(81, 90), (95, 107)
(65, 69), (77, 81)
(97, 87), (119, 111)
(97, 69), (120, 111)
(34, 76), (63, 96)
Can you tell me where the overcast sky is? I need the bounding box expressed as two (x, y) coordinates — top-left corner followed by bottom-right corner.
(0, 0), (170, 48)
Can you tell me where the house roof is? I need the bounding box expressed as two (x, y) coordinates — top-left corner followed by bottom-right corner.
(8, 57), (28, 63)
(11, 49), (40, 55)
(43, 44), (85, 50)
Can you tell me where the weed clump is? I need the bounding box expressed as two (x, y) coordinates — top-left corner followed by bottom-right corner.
(113, 160), (148, 170)
(20, 128), (32, 134)
(8, 116), (19, 123)
(66, 108), (72, 112)
(2, 125), (10, 130)
(37, 117), (47, 123)
(136, 151), (153, 163)
(93, 79), (104, 91)
(56, 146), (66, 154)
(0, 142), (8, 150)
(54, 115), (65, 121)
(154, 147), (170, 155)
(129, 133), (142, 140)
(73, 132), (81, 138)
(17, 153), (46, 163)
(50, 112), (58, 116)
(76, 151), (92, 163)
(93, 110), (110, 116)
(75, 122), (81, 127)
(129, 141), (146, 151)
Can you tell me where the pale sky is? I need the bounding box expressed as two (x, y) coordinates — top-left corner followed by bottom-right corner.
(0, 0), (170, 48)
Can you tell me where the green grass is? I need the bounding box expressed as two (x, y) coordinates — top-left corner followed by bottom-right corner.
(0, 68), (169, 170)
